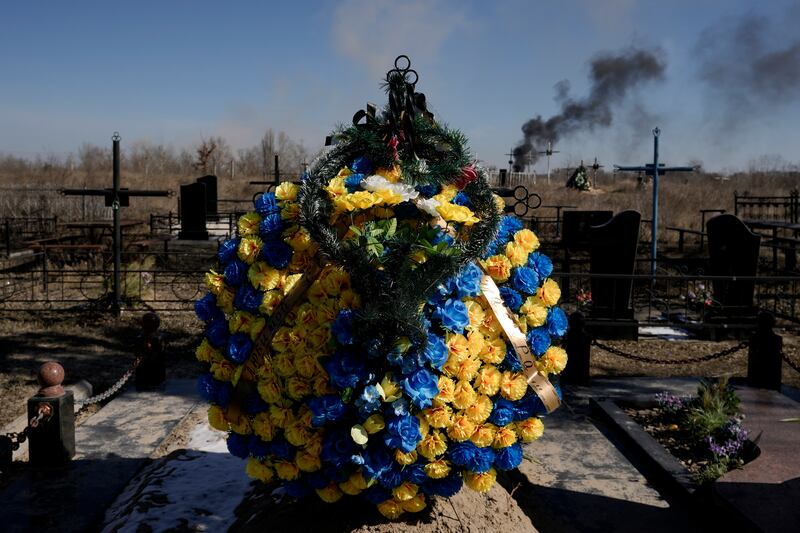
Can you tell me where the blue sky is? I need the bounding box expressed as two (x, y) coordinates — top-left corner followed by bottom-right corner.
(1, 0), (799, 172)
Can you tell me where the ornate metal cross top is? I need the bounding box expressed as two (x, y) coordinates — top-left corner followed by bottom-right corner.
(614, 127), (696, 276)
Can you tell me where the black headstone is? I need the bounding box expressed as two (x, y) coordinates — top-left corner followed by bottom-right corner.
(707, 214), (761, 311)
(589, 210), (641, 339)
(178, 182), (209, 240)
(562, 210), (613, 251)
(196, 175), (218, 216)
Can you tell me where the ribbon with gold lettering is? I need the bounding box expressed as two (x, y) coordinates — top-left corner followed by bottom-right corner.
(478, 273), (561, 413)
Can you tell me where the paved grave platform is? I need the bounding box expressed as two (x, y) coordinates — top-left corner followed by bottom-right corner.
(0, 379), (199, 533)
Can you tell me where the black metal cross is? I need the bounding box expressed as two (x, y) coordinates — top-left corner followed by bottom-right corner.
(614, 128), (696, 276)
(61, 132), (171, 314)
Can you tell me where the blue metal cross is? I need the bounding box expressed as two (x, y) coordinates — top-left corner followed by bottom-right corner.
(614, 128), (696, 276)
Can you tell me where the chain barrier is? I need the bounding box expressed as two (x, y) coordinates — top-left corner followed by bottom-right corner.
(782, 351), (800, 374)
(591, 339), (749, 365)
(1, 404), (53, 470)
(74, 356), (142, 413)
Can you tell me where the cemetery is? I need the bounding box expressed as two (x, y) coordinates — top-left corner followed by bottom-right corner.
(2, 5), (800, 532)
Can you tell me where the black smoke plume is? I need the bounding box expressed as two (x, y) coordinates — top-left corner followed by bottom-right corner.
(694, 9), (800, 128)
(513, 47), (666, 171)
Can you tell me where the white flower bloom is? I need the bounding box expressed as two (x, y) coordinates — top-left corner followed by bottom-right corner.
(416, 197), (441, 217)
(362, 175), (419, 201)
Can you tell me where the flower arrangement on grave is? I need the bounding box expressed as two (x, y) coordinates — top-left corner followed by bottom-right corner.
(193, 56), (567, 519)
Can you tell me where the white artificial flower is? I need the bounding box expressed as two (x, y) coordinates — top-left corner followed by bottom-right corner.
(415, 197), (441, 217)
(363, 175), (419, 201)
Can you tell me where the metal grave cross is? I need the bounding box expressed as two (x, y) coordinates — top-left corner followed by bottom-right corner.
(538, 141), (560, 184)
(61, 132), (172, 314)
(614, 127), (696, 276)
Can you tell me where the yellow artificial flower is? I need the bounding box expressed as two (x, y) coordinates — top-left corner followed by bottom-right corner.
(400, 493), (427, 513)
(237, 236), (263, 264)
(304, 433), (323, 457)
(377, 499), (404, 520)
(281, 273), (303, 295)
(347, 470), (369, 491)
(474, 365), (502, 396)
(229, 412), (252, 435)
(252, 412), (275, 441)
(339, 479), (362, 496)
(216, 287), (235, 314)
(514, 228), (540, 253)
(195, 339), (222, 363)
(466, 330), (485, 357)
(295, 449), (321, 473)
(332, 195), (354, 213)
(465, 394), (493, 424)
(207, 405), (228, 431)
(285, 377), (311, 400)
(447, 414), (477, 442)
(313, 374), (336, 396)
(327, 176), (347, 198)
(288, 227), (313, 251)
(392, 482), (418, 501)
(204, 270), (226, 296)
(516, 417), (545, 442)
(350, 190), (378, 210)
(500, 371), (528, 401)
(470, 423), (497, 448)
(339, 289), (361, 309)
(249, 317), (266, 341)
(210, 360), (235, 382)
(281, 202), (300, 222)
(464, 299), (486, 328)
(376, 166), (401, 183)
(274, 353), (296, 378)
(417, 430), (448, 460)
(446, 333), (470, 359)
(323, 268), (351, 296)
(436, 203), (479, 225)
(259, 290), (283, 316)
(435, 376), (456, 404)
(440, 185), (458, 201)
(465, 468), (497, 493)
(380, 373), (403, 402)
(424, 459), (451, 479)
(480, 311), (504, 339)
(478, 336), (506, 365)
(269, 405), (292, 429)
(505, 241), (529, 267)
(493, 194), (507, 214)
(258, 378), (283, 404)
(316, 484), (343, 503)
(275, 182), (299, 201)
(307, 280), (328, 305)
(493, 425), (518, 448)
(417, 414), (430, 439)
(237, 212), (262, 237)
(520, 297), (548, 327)
(228, 310), (255, 335)
(363, 414), (385, 434)
(538, 278), (561, 307)
(538, 346), (568, 375)
(393, 449), (417, 466)
(373, 188), (404, 205)
(294, 354), (318, 379)
(481, 255), (512, 283)
(423, 404), (454, 429)
(451, 380), (478, 410)
(248, 262), (280, 292)
(245, 458), (274, 482)
(285, 420), (311, 447)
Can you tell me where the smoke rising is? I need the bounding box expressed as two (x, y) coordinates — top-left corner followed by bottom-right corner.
(513, 47), (665, 170)
(694, 10), (800, 128)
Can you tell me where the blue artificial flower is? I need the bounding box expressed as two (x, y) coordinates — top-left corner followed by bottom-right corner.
(268, 437), (292, 460)
(227, 333), (253, 364)
(306, 470), (331, 489)
(350, 453), (365, 466)
(547, 307), (568, 337)
(259, 213), (284, 239)
(226, 432), (251, 459)
(488, 397), (516, 426)
(453, 262), (483, 298)
(448, 441), (477, 466)
(494, 442), (524, 470)
(284, 480), (312, 498)
(195, 292), (222, 323)
(364, 338), (383, 359)
(249, 438), (270, 459)
(344, 173), (364, 192)
(528, 252), (553, 279)
(261, 239), (292, 269)
(332, 309), (355, 345)
(402, 463), (428, 484)
(322, 463), (349, 483)
(351, 156), (373, 175)
(224, 259), (248, 287)
(362, 485), (392, 505)
(197, 373), (218, 403)
(255, 192), (280, 216)
(205, 318), (230, 348)
(389, 398), (409, 416)
(402, 369), (440, 409)
(394, 201), (420, 220)
(467, 446), (496, 473)
(484, 216), (524, 257)
(378, 464), (404, 489)
(384, 414), (422, 453)
(420, 333), (448, 370)
(513, 394), (545, 420)
(527, 327), (551, 356)
(453, 191), (471, 207)
(416, 183), (440, 198)
(362, 444), (393, 482)
(234, 283), (263, 313)
(510, 266), (540, 295)
(432, 298), (470, 333)
(217, 238), (240, 264)
(431, 226), (454, 246)
(321, 428), (356, 468)
(307, 394), (347, 427)
(502, 343), (523, 372)
(499, 287), (523, 313)
(217, 382), (233, 408)
(426, 282), (451, 307)
(355, 385), (382, 418)
(243, 391), (266, 414)
(422, 473), (463, 497)
(323, 349), (367, 390)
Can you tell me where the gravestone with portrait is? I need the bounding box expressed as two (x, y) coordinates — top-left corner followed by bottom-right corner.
(178, 182), (209, 240)
(560, 210), (613, 301)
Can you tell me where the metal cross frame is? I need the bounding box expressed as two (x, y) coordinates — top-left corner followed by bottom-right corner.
(538, 141), (560, 184)
(61, 132), (172, 314)
(614, 128), (696, 277)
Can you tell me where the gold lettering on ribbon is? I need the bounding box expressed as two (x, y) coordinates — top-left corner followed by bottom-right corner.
(479, 273), (561, 413)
